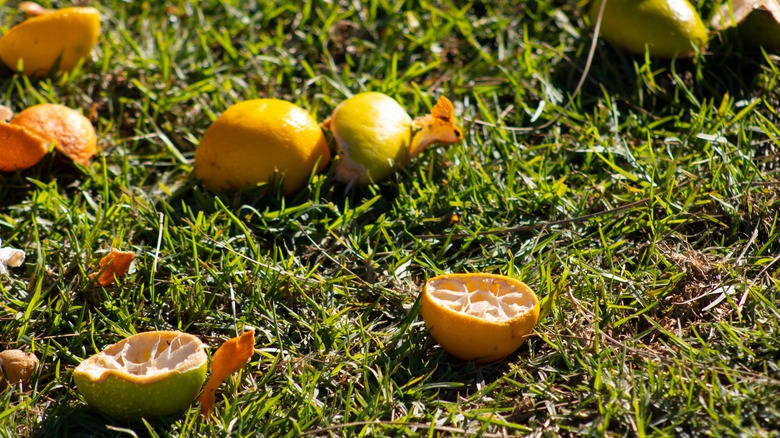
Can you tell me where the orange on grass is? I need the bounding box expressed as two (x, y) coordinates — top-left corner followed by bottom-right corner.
(194, 99), (331, 195)
(0, 122), (49, 172)
(420, 273), (540, 363)
(10, 103), (97, 165)
(73, 331), (208, 420)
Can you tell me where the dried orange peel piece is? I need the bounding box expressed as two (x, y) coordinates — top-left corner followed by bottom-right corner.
(420, 273), (540, 363)
(199, 330), (255, 418)
(90, 249), (136, 286)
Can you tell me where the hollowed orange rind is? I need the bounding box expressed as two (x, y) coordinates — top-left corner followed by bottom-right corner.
(420, 273), (540, 363)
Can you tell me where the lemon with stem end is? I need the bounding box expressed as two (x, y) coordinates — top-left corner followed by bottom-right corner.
(73, 331), (208, 420)
(420, 273), (540, 363)
(323, 92), (463, 188)
(194, 99), (331, 195)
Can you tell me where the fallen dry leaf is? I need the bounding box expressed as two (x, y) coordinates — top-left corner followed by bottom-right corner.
(199, 330), (255, 418)
(90, 249), (135, 286)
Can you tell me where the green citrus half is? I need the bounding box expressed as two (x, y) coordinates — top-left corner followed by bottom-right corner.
(73, 331), (208, 420)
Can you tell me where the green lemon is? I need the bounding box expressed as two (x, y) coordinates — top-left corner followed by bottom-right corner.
(73, 331), (208, 420)
(326, 92), (413, 185)
(589, 0), (708, 58)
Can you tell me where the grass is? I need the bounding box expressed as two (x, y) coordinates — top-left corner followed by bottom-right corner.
(1, 0), (779, 436)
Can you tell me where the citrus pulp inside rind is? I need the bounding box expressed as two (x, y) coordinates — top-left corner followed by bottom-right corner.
(328, 92), (413, 185)
(420, 273), (540, 363)
(73, 331), (207, 419)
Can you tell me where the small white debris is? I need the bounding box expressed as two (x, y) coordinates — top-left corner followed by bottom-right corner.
(0, 239), (25, 275)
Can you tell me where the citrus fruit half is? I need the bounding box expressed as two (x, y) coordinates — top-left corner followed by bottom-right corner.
(0, 6), (100, 76)
(420, 273), (540, 363)
(10, 103), (97, 165)
(73, 331), (208, 420)
(589, 0), (708, 58)
(194, 99), (331, 195)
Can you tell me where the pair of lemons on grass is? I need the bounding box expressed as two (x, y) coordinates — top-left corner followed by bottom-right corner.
(194, 92), (463, 195)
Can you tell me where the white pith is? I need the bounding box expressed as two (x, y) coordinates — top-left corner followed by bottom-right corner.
(427, 276), (534, 322)
(76, 332), (204, 380)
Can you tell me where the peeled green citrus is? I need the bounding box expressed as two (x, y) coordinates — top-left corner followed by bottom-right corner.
(589, 0), (708, 58)
(73, 331), (207, 420)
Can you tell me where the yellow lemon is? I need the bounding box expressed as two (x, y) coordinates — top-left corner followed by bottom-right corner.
(0, 7), (100, 76)
(194, 99), (331, 195)
(73, 331), (208, 420)
(10, 103), (97, 165)
(589, 0), (708, 58)
(420, 273), (540, 363)
(323, 92), (463, 187)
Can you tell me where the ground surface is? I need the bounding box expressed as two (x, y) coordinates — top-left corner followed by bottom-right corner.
(0, 1), (779, 436)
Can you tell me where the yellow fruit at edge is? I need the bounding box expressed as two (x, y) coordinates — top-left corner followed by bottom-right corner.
(589, 0), (708, 58)
(0, 7), (100, 77)
(194, 99), (331, 195)
(420, 273), (540, 363)
(327, 92), (414, 185)
(73, 331), (208, 420)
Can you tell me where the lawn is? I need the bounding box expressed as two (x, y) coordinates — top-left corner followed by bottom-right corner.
(1, 0), (779, 436)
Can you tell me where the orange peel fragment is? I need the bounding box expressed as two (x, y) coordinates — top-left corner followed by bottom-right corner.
(90, 249), (135, 286)
(199, 330), (255, 418)
(0, 123), (49, 172)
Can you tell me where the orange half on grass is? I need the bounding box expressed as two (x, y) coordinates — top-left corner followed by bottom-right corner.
(420, 273), (540, 363)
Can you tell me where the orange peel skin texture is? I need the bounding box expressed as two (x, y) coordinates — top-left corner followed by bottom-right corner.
(199, 330), (255, 418)
(90, 249), (135, 286)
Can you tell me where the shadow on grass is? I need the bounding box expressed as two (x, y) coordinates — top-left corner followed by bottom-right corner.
(35, 401), (186, 438)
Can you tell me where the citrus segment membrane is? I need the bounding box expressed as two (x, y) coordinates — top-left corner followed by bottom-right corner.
(427, 276), (537, 322)
(78, 332), (203, 382)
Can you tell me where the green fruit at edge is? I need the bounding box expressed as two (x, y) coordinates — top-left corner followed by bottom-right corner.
(73, 331), (208, 420)
(589, 0), (709, 58)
